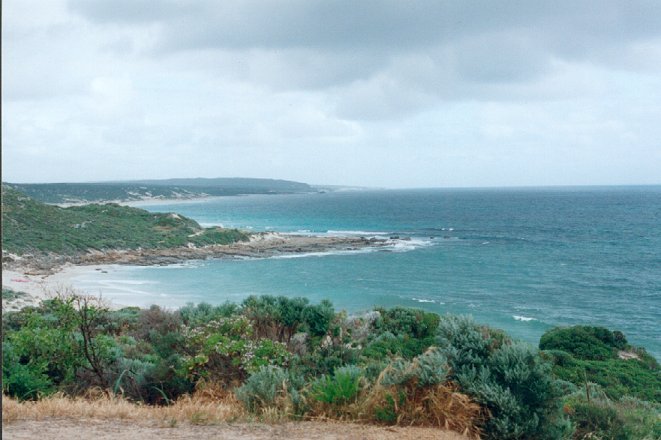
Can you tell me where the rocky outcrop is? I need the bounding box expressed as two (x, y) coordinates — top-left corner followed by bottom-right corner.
(2, 233), (389, 275)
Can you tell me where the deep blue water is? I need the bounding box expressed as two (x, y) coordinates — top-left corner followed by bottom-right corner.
(71, 187), (661, 356)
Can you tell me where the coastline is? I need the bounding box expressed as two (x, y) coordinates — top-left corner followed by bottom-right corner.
(2, 232), (388, 311)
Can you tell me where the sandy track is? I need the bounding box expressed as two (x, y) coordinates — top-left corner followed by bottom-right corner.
(3, 419), (467, 440)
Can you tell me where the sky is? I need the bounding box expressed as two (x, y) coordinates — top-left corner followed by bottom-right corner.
(3, 1), (661, 188)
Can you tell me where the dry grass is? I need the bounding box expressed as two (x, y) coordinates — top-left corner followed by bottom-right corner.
(2, 388), (244, 426)
(363, 382), (483, 439)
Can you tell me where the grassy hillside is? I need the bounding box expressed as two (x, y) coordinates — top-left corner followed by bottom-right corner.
(6, 178), (314, 204)
(1, 186), (249, 255)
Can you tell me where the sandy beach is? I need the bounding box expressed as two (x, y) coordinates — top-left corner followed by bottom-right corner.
(2, 232), (389, 311)
(2, 265), (113, 311)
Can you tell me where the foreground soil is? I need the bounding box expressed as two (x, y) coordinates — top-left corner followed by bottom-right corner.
(3, 419), (467, 440)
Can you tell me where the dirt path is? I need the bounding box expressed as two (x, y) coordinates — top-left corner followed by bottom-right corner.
(3, 418), (468, 440)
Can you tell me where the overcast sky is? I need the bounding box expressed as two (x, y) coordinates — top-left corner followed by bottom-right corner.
(3, 1), (661, 187)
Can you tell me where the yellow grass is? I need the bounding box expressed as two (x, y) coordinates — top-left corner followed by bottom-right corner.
(2, 389), (244, 426)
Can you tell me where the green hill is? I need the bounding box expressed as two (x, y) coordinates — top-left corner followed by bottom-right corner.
(5, 178), (314, 204)
(1, 185), (248, 255)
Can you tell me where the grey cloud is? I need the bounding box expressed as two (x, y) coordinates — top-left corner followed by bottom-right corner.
(68, 1), (661, 53)
(65, 0), (661, 114)
(67, 0), (196, 24)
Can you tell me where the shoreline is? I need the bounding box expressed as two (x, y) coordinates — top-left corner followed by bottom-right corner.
(2, 232), (388, 311)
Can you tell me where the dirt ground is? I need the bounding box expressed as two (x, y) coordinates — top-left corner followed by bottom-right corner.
(3, 418), (469, 440)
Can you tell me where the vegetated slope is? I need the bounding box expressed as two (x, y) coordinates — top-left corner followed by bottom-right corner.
(6, 178), (314, 204)
(540, 326), (661, 402)
(4, 295), (660, 439)
(1, 185), (249, 255)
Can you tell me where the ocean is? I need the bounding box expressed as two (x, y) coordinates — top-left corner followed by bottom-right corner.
(69, 187), (661, 357)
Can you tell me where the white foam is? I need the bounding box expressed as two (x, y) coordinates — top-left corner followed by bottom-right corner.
(268, 247), (380, 260)
(326, 230), (389, 236)
(411, 297), (437, 303)
(95, 279), (157, 285)
(386, 237), (435, 252)
(513, 315), (537, 322)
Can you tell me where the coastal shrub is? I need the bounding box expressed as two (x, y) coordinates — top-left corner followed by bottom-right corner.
(2, 341), (55, 400)
(438, 315), (570, 440)
(373, 307), (440, 339)
(542, 342), (661, 402)
(302, 299), (335, 336)
(235, 365), (303, 415)
(362, 331), (435, 360)
(178, 302), (239, 326)
(182, 316), (292, 385)
(563, 392), (661, 440)
(293, 337), (361, 377)
(129, 306), (187, 360)
(3, 308), (82, 390)
(309, 365), (364, 408)
(135, 305), (181, 339)
(139, 356), (194, 404)
(2, 296), (125, 396)
(190, 227), (249, 246)
(569, 400), (626, 439)
(105, 307), (141, 336)
(366, 348), (482, 437)
(539, 326), (627, 361)
(241, 295), (310, 342)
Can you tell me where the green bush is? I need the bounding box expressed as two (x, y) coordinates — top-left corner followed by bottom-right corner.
(182, 316), (292, 384)
(302, 300), (335, 337)
(236, 365), (303, 413)
(293, 339), (360, 377)
(366, 347), (482, 435)
(373, 307), (440, 339)
(570, 400), (626, 439)
(362, 331), (435, 360)
(547, 352), (661, 402)
(539, 326), (627, 361)
(541, 328), (661, 403)
(2, 342), (54, 400)
(178, 302), (239, 327)
(563, 393), (660, 440)
(309, 365), (363, 406)
(241, 295), (310, 342)
(380, 347), (448, 387)
(438, 315), (571, 440)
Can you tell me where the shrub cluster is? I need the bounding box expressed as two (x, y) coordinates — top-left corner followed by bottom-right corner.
(540, 326), (660, 400)
(4, 294), (659, 439)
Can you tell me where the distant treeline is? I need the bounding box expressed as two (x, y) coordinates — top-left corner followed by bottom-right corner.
(4, 178), (314, 204)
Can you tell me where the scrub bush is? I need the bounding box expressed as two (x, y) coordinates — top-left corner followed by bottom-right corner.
(539, 326), (627, 361)
(309, 365), (364, 407)
(366, 347), (482, 437)
(438, 315), (571, 440)
(236, 365), (303, 414)
(563, 392), (661, 440)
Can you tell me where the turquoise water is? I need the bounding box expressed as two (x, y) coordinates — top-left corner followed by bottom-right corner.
(72, 187), (661, 357)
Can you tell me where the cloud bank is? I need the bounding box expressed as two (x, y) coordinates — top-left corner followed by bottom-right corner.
(3, 0), (661, 186)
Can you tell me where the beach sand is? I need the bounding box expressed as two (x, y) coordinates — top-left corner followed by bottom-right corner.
(2, 265), (119, 311)
(2, 233), (389, 311)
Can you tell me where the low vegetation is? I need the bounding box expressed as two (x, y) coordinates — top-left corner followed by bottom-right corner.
(4, 294), (659, 439)
(540, 326), (660, 402)
(1, 185), (249, 255)
(6, 178), (313, 204)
